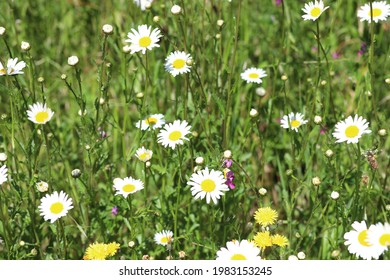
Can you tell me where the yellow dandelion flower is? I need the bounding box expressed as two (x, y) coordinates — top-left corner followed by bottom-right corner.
(254, 207), (278, 227)
(271, 234), (289, 247)
(83, 242), (120, 260)
(253, 231), (273, 250)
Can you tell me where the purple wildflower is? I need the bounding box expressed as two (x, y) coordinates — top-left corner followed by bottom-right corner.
(111, 206), (118, 216)
(223, 159), (233, 168)
(224, 168), (235, 189)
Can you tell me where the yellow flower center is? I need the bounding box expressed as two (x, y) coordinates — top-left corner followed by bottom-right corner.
(249, 73), (259, 79)
(35, 111), (49, 123)
(379, 234), (390, 247)
(139, 153), (147, 160)
(160, 236), (170, 244)
(310, 7), (321, 17)
(172, 59), (185, 69)
(145, 117), (157, 125)
(231, 254), (247, 260)
(290, 120), (300, 128)
(345, 125), (359, 138)
(358, 230), (371, 247)
(123, 184), (136, 193)
(50, 202), (64, 214)
(168, 131), (182, 141)
(0, 68), (6, 75)
(200, 179), (216, 192)
(370, 8), (382, 18)
(139, 36), (152, 48)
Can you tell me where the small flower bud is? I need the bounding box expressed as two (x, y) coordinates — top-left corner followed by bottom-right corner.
(171, 4), (182, 15)
(36, 181), (49, 192)
(19, 241), (25, 247)
(136, 92), (144, 99)
(256, 87), (266, 97)
(250, 108), (258, 118)
(223, 150), (232, 159)
(21, 41), (31, 51)
(312, 176), (321, 186)
(71, 169), (81, 178)
(192, 131), (199, 138)
(99, 98), (105, 105)
(314, 115), (322, 124)
(288, 255), (298, 260)
(0, 27), (6, 36)
(178, 251), (186, 259)
(366, 90), (372, 97)
(61, 74), (67, 80)
(85, 145), (91, 151)
(215, 33), (221, 39)
(195, 157), (204, 165)
(320, 80), (327, 86)
(145, 2), (152, 9)
(142, 255), (150, 260)
(30, 248), (38, 256)
(102, 24), (113, 35)
(145, 161), (151, 168)
(217, 19), (224, 27)
(67, 55), (79, 66)
(330, 191), (339, 200)
(259, 188), (267, 195)
(286, 169), (293, 176)
(325, 149), (334, 158)
(385, 78), (390, 84)
(331, 250), (340, 258)
(78, 109), (87, 116)
(297, 252), (306, 260)
(281, 75), (288, 81)
(385, 204), (390, 211)
(123, 45), (132, 54)
(153, 16), (160, 23)
(128, 241), (135, 247)
(378, 129), (386, 136)
(37, 77), (44, 83)
(0, 153), (7, 162)
(186, 58), (193, 66)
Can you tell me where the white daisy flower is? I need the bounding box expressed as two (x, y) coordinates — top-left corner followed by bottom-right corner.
(302, 0), (329, 21)
(38, 191), (73, 223)
(367, 222), (390, 256)
(0, 165), (8, 185)
(187, 167), (229, 205)
(332, 115), (371, 144)
(216, 240), (261, 260)
(157, 120), (191, 150)
(135, 114), (165, 131)
(344, 221), (382, 260)
(125, 24), (162, 54)
(240, 67), (267, 84)
(135, 146), (153, 162)
(164, 51), (192, 77)
(26, 102), (54, 124)
(154, 230), (173, 246)
(280, 112), (308, 132)
(133, 0), (153, 11)
(113, 176), (144, 198)
(0, 58), (26, 75)
(358, 1), (390, 23)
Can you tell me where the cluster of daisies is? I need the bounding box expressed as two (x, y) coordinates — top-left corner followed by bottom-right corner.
(344, 221), (390, 260)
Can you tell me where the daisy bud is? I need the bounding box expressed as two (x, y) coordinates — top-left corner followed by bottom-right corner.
(312, 176), (321, 186)
(153, 16), (160, 23)
(259, 188), (267, 195)
(171, 4), (182, 15)
(37, 77), (44, 83)
(331, 250), (340, 258)
(217, 19), (224, 27)
(281, 75), (288, 81)
(30, 248), (38, 256)
(325, 149), (334, 158)
(250, 108), (258, 118)
(223, 150), (232, 159)
(136, 92), (144, 99)
(314, 115), (322, 124)
(378, 129), (386, 136)
(215, 33), (221, 39)
(0, 27), (5, 36)
(256, 87), (266, 97)
(166, 255), (173, 260)
(19, 240), (25, 247)
(366, 90), (372, 97)
(1, 114), (7, 120)
(67, 55), (79, 66)
(71, 169), (81, 178)
(102, 24), (113, 35)
(122, 45), (132, 54)
(85, 145), (91, 151)
(99, 98), (105, 105)
(195, 157), (204, 165)
(145, 2), (152, 9)
(142, 255), (150, 260)
(61, 74), (67, 80)
(286, 169), (293, 176)
(320, 80), (327, 86)
(178, 251), (186, 259)
(330, 191), (339, 200)
(385, 78), (390, 84)
(145, 161), (151, 168)
(78, 109), (87, 116)
(36, 181), (49, 192)
(128, 241), (135, 247)
(385, 204), (390, 211)
(297, 252), (306, 260)
(21, 41), (31, 51)
(186, 58), (193, 66)
(0, 153), (7, 162)
(288, 255), (298, 260)
(192, 131), (199, 138)
(361, 175), (369, 185)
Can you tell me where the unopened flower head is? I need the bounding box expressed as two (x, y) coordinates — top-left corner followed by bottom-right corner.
(297, 251), (306, 259)
(125, 24), (162, 54)
(26, 102), (54, 124)
(67, 55), (79, 66)
(259, 188), (267, 195)
(216, 240), (261, 260)
(312, 176), (321, 186)
(280, 112), (308, 132)
(330, 191), (339, 200)
(332, 115), (371, 144)
(314, 115), (322, 124)
(171, 4), (182, 15)
(357, 1), (390, 23)
(250, 108), (258, 118)
(38, 191), (73, 223)
(195, 157), (204, 165)
(0, 153), (7, 162)
(223, 150), (232, 159)
(102, 24), (113, 35)
(71, 169), (82, 178)
(0, 27), (5, 36)
(241, 67), (267, 84)
(378, 129), (387, 136)
(302, 0), (329, 21)
(325, 149), (334, 158)
(164, 51), (192, 77)
(21, 41), (31, 51)
(36, 181), (49, 192)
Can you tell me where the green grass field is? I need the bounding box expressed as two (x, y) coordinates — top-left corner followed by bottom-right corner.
(0, 0), (389, 260)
